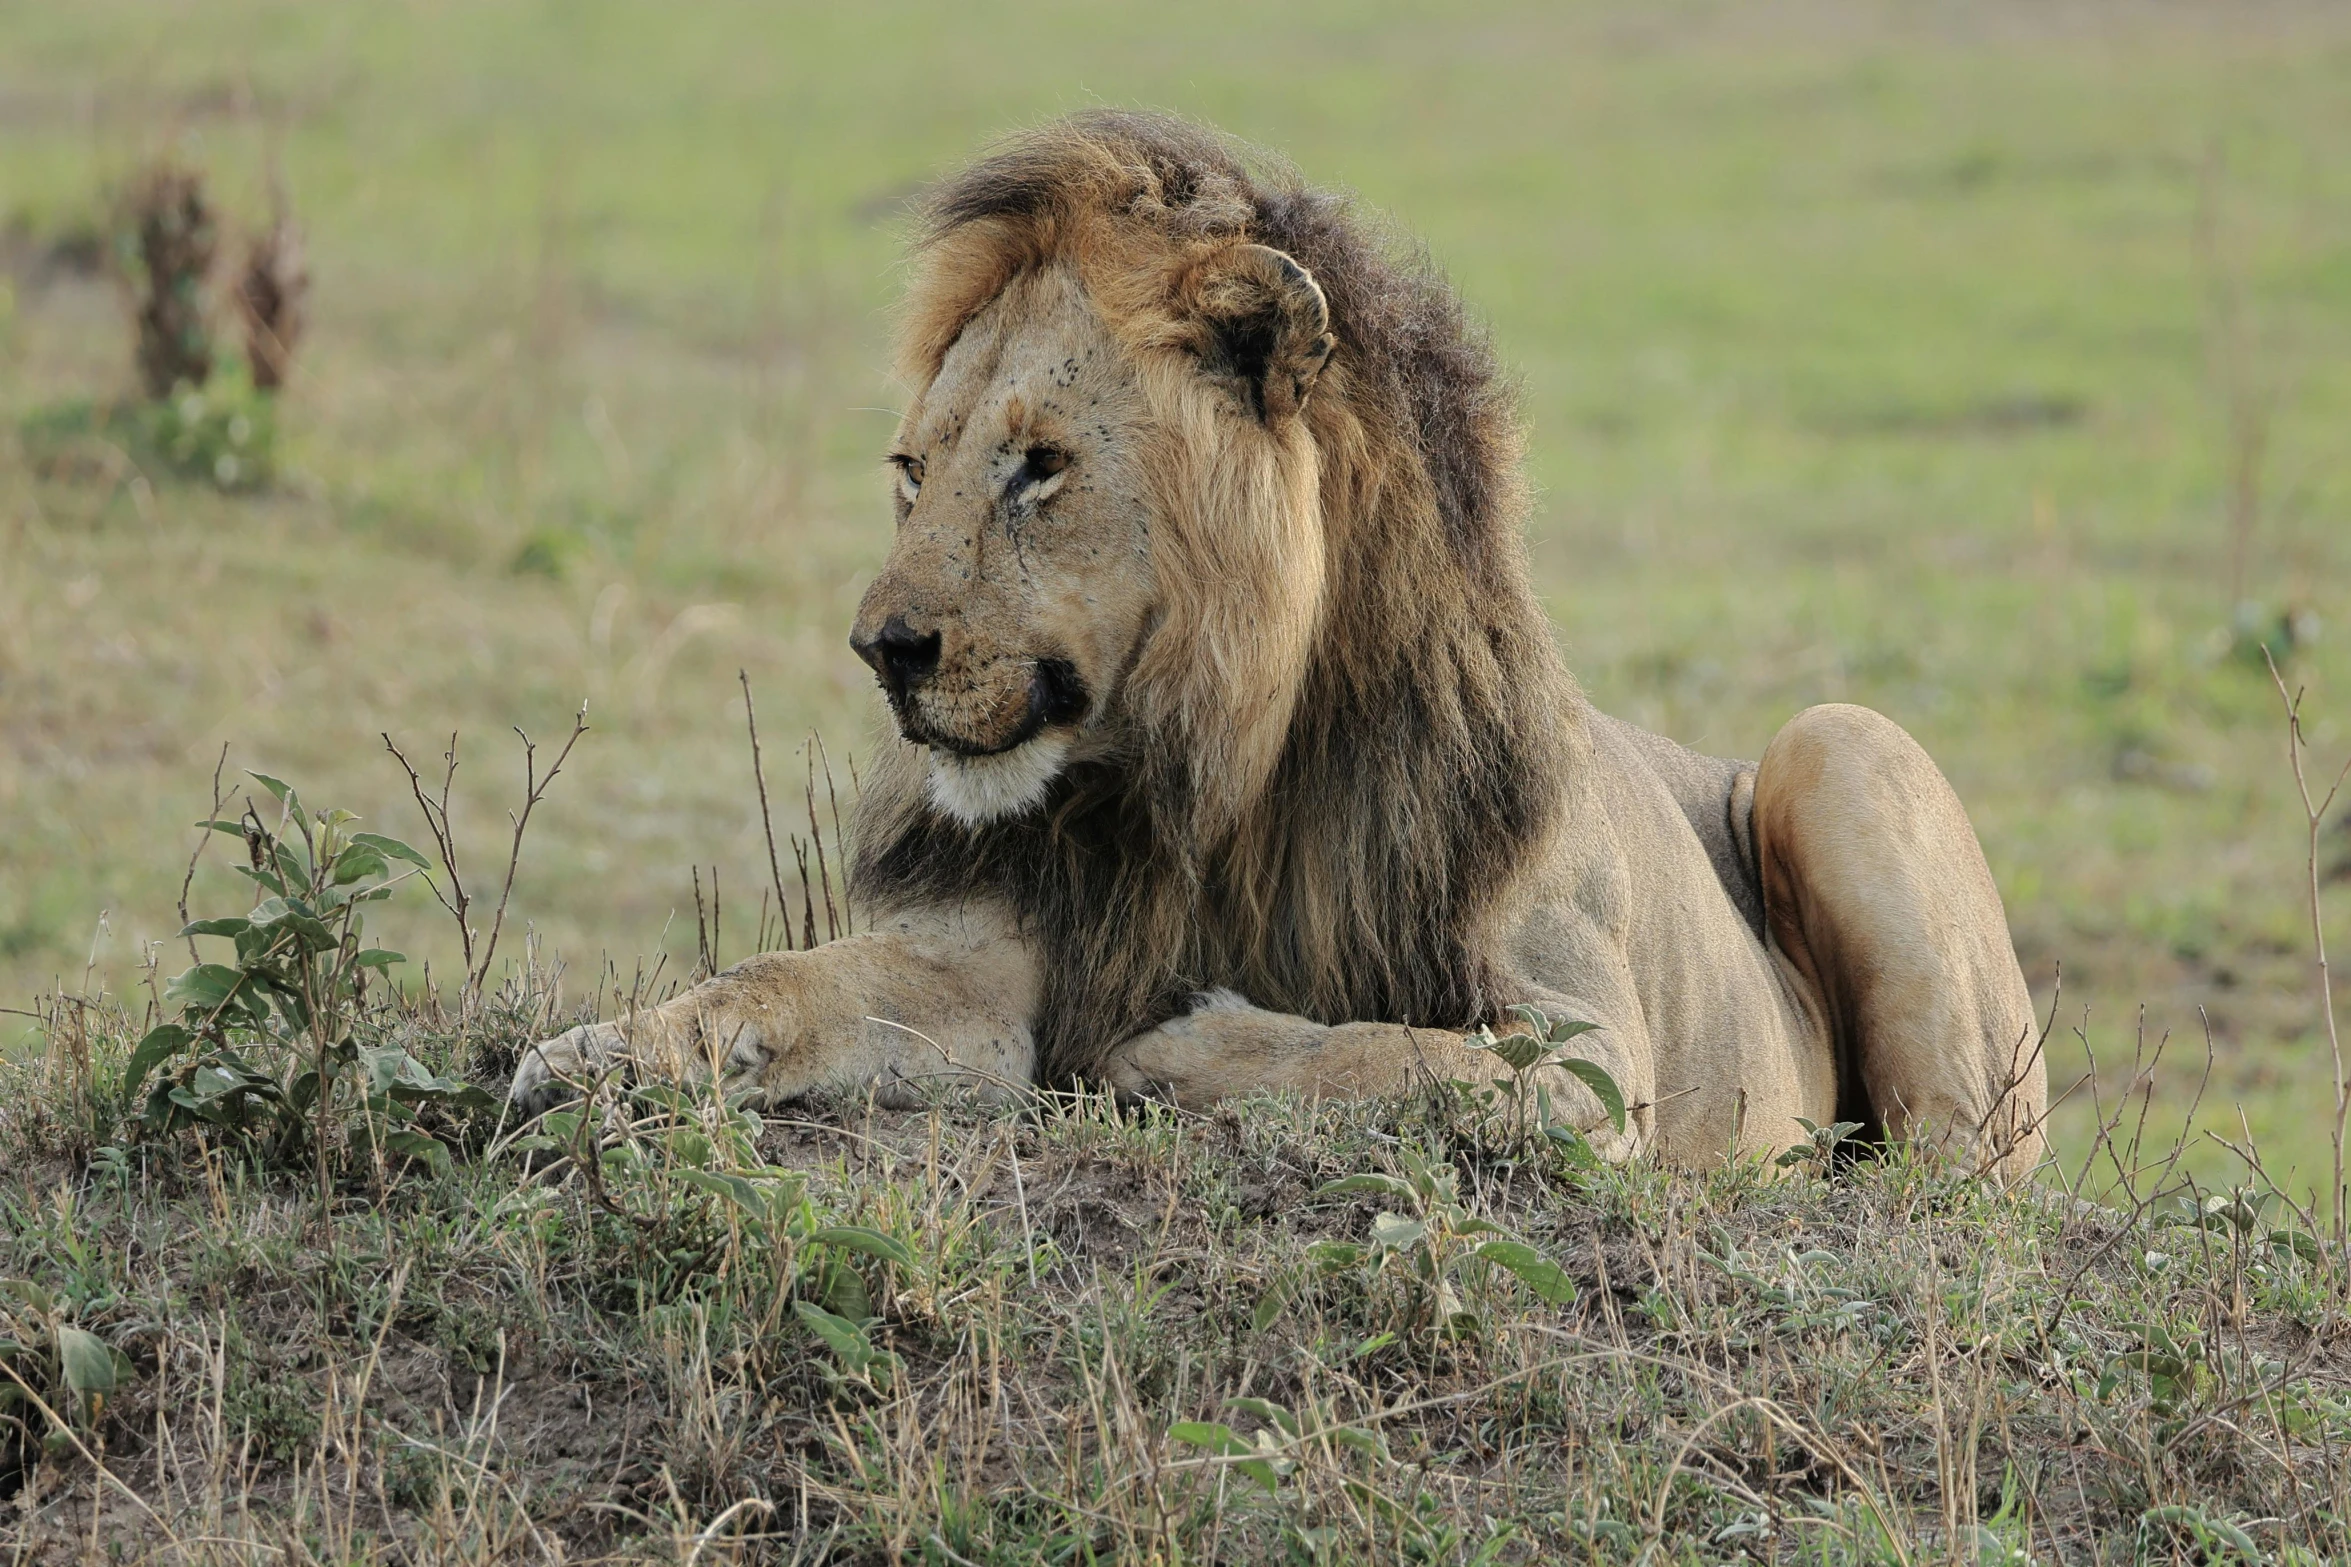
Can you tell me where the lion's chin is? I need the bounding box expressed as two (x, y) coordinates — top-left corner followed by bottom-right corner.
(925, 732), (1072, 826)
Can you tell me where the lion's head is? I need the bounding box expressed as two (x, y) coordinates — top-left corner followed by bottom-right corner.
(851, 144), (1339, 832)
(852, 113), (1580, 1082)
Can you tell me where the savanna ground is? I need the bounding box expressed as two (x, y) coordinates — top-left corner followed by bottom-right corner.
(4, 1), (2351, 1559)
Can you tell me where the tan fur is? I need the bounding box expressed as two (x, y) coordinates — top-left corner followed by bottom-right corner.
(511, 114), (2045, 1179)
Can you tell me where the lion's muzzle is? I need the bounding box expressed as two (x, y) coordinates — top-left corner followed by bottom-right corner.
(852, 614), (1092, 758)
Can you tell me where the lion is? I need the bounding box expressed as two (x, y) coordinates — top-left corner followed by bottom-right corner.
(510, 112), (2046, 1176)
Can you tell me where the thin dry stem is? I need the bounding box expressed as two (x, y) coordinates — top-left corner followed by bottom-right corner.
(2266, 648), (2351, 1244)
(739, 671), (797, 952)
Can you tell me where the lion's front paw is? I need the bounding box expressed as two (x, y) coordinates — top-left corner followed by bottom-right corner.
(1103, 995), (1250, 1106)
(1102, 1030), (1176, 1103)
(509, 1022), (624, 1116)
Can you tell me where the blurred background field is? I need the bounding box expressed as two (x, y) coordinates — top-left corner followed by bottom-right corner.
(2, 1), (2346, 1192)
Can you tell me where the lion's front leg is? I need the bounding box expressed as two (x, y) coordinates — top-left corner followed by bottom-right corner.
(1103, 989), (1654, 1157)
(508, 903), (1038, 1115)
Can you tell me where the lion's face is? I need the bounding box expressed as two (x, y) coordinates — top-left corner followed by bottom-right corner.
(859, 218), (1341, 831)
(851, 266), (1157, 825)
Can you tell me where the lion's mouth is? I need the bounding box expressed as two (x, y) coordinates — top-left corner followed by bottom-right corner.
(897, 658), (1090, 758)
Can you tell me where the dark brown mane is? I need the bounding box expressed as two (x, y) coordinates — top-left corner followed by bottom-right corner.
(856, 111), (1579, 1083)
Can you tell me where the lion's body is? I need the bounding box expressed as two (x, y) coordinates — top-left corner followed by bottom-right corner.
(512, 113), (2045, 1175)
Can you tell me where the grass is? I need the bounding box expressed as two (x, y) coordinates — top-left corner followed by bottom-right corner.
(4, 1), (2351, 1177)
(4, 2), (2350, 1186)
(4, 0), (2351, 1553)
(6, 983), (2351, 1562)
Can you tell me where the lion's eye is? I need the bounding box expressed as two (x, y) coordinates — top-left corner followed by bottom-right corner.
(1016, 445), (1070, 500)
(891, 455), (924, 505)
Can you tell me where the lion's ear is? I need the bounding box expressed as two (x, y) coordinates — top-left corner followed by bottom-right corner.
(1183, 243), (1335, 425)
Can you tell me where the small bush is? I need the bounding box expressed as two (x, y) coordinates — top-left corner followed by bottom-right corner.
(124, 771), (493, 1189)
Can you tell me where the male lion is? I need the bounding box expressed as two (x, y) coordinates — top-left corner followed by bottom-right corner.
(512, 113), (2046, 1175)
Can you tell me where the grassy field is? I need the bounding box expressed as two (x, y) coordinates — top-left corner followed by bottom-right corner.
(3, 1), (2351, 1555)
(4, 1), (2351, 1177)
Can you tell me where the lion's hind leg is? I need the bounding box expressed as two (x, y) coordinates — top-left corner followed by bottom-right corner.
(1751, 703), (2046, 1180)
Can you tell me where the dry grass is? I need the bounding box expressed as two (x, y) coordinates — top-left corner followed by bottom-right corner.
(6, 982), (2351, 1562)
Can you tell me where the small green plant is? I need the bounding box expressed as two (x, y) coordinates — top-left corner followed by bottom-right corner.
(123, 774), (491, 1201)
(2098, 1316), (2207, 1417)
(18, 369), (277, 493)
(116, 369), (276, 489)
(1462, 1004), (1622, 1157)
(792, 1301), (898, 1393)
(515, 1079), (917, 1387)
(1775, 1115), (1869, 1170)
(1279, 1143), (1577, 1346)
(1170, 1395), (1387, 1494)
(0, 1279), (133, 1453)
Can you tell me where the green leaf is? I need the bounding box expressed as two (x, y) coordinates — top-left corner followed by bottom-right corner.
(124, 1024), (193, 1095)
(794, 1300), (874, 1365)
(1475, 1239), (1578, 1304)
(1231, 1458), (1280, 1492)
(164, 964), (246, 1014)
(55, 1325), (119, 1395)
(2, 1279), (57, 1314)
(354, 947), (406, 969)
(1170, 1420), (1246, 1454)
(247, 771), (296, 809)
(1250, 1274), (1300, 1333)
(1468, 1028), (1551, 1075)
(1226, 1396), (1301, 1437)
(178, 917), (251, 939)
(1312, 1173), (1416, 1201)
(1504, 1003), (1552, 1035)
(810, 1226), (915, 1270)
(1169, 1422), (1278, 1491)
(381, 1128), (452, 1175)
(1305, 1240), (1365, 1271)
(1556, 1056), (1627, 1136)
(2268, 1229), (2324, 1264)
(349, 832), (432, 869)
(233, 863), (289, 897)
(2141, 1505), (2260, 1563)
(819, 1261), (873, 1322)
(331, 844), (389, 885)
(678, 1167), (766, 1216)
(1369, 1213), (1427, 1251)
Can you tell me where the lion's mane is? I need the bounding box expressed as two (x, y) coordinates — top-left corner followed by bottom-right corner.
(854, 112), (1581, 1082)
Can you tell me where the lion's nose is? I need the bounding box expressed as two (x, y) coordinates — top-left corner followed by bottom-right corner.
(851, 614), (942, 696)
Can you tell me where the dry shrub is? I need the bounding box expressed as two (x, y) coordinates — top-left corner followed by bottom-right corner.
(121, 163), (218, 399)
(234, 217), (307, 391)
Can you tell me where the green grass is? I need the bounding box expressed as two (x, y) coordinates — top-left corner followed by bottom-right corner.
(3, 2), (2351, 1551)
(4, 2), (2350, 1182)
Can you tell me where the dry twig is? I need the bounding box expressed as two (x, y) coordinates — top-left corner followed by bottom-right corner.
(2265, 649), (2351, 1244)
